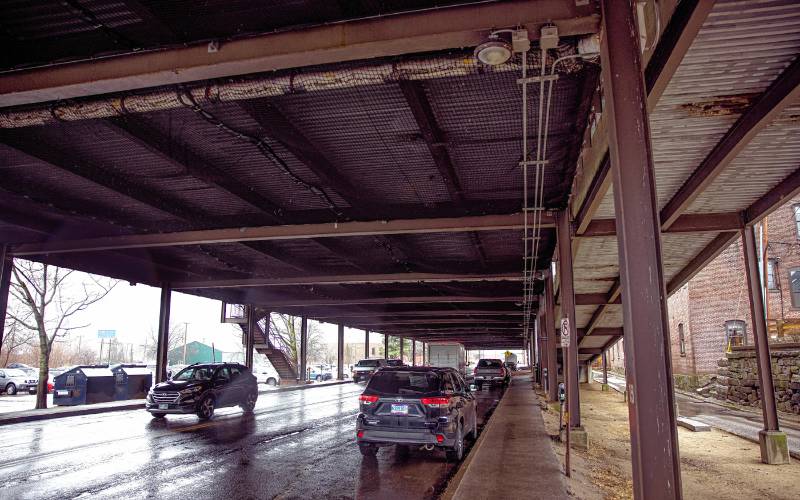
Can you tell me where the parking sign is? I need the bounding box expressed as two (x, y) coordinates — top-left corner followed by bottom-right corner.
(560, 318), (570, 348)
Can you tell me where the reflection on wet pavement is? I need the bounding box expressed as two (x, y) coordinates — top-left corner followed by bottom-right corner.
(0, 380), (505, 499)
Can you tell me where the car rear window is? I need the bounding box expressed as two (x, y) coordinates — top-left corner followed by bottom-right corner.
(356, 360), (380, 367)
(366, 371), (440, 396)
(477, 359), (503, 368)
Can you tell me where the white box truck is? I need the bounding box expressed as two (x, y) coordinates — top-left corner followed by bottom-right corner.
(427, 342), (467, 378)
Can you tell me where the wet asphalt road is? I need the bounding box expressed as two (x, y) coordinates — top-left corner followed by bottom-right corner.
(0, 382), (504, 500)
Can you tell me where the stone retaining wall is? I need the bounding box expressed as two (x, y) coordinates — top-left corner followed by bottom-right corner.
(716, 349), (800, 414)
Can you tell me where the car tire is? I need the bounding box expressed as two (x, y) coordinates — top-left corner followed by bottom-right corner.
(446, 423), (464, 461)
(28, 388), (36, 395)
(150, 413), (166, 419)
(5, 383), (16, 396)
(197, 395), (215, 420)
(475, 382), (482, 391)
(240, 391), (257, 413)
(266, 378), (278, 387)
(359, 443), (378, 457)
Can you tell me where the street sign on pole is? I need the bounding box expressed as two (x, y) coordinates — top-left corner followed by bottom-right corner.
(560, 318), (570, 348)
(97, 329), (116, 339)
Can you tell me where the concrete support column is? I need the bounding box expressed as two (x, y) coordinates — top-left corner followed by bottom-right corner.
(602, 1), (682, 496)
(384, 334), (389, 360)
(556, 209), (581, 433)
(0, 245), (12, 351)
(337, 324), (345, 380)
(545, 272), (558, 402)
(742, 225), (790, 464)
(155, 284), (172, 384)
(299, 316), (308, 382)
(364, 329), (370, 358)
(245, 305), (255, 369)
(412, 341), (416, 366)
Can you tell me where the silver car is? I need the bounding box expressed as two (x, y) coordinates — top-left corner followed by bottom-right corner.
(0, 368), (39, 395)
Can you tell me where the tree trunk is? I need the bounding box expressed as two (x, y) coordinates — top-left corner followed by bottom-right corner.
(36, 339), (50, 409)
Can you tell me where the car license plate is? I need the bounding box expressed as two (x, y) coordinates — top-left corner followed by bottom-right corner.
(390, 404), (408, 415)
(158, 404), (169, 410)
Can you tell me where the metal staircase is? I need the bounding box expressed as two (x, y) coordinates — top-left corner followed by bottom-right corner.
(239, 317), (298, 382)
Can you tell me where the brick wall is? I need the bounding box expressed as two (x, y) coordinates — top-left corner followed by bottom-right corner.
(668, 284), (694, 374)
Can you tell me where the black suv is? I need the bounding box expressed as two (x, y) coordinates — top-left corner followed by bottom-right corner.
(355, 367), (477, 461)
(146, 363), (258, 420)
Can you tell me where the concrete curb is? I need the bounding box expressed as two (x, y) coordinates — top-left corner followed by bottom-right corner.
(440, 378), (512, 500)
(0, 379), (355, 426)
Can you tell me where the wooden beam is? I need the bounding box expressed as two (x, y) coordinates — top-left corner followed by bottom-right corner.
(660, 56), (800, 229)
(11, 213), (543, 256)
(0, 0), (598, 107)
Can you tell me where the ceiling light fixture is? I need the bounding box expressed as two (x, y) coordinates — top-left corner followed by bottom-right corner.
(474, 33), (513, 66)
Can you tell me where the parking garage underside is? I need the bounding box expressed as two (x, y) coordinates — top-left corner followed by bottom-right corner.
(0, 1), (799, 497)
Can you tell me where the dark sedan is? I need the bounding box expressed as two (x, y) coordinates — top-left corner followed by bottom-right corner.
(355, 366), (477, 461)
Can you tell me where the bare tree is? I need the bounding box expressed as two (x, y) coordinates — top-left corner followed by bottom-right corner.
(145, 324), (188, 361)
(267, 314), (326, 368)
(1, 305), (36, 366)
(8, 260), (117, 409)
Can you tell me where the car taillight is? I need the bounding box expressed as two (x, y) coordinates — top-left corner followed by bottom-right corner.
(359, 394), (379, 404)
(473, 367), (478, 375)
(357, 430), (364, 438)
(436, 434), (445, 443)
(421, 396), (450, 408)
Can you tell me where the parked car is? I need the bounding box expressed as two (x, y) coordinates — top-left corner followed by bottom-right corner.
(473, 359), (510, 390)
(355, 366), (477, 461)
(145, 363), (258, 420)
(308, 365), (333, 382)
(7, 363), (37, 376)
(351, 359), (388, 382)
(255, 364), (281, 386)
(385, 359), (405, 367)
(0, 368), (38, 395)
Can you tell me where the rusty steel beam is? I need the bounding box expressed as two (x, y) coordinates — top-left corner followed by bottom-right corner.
(11, 213), (544, 256)
(602, 1), (682, 497)
(263, 295), (521, 308)
(744, 164), (800, 225)
(579, 212), (743, 237)
(666, 231), (739, 295)
(660, 56), (800, 230)
(644, 0), (717, 110)
(312, 310), (524, 319)
(578, 327), (623, 337)
(172, 272), (522, 289)
(350, 318), (521, 326)
(0, 245), (11, 350)
(556, 210), (580, 429)
(575, 153), (611, 235)
(0, 0), (598, 107)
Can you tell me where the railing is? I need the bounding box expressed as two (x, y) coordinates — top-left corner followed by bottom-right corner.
(259, 318), (299, 377)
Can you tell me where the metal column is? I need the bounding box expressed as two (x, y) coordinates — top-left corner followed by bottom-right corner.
(602, 1), (682, 496)
(0, 245), (12, 350)
(602, 351), (608, 386)
(742, 227), (781, 429)
(384, 334), (389, 360)
(412, 340), (417, 366)
(337, 324), (345, 380)
(364, 329), (370, 358)
(399, 337), (404, 363)
(556, 210), (580, 428)
(299, 316), (308, 382)
(245, 305), (255, 368)
(155, 284), (172, 384)
(545, 272), (558, 402)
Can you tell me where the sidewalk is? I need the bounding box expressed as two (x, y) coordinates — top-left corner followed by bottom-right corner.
(0, 379), (353, 426)
(444, 375), (567, 500)
(595, 372), (800, 458)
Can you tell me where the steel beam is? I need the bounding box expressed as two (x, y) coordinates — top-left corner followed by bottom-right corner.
(745, 165), (800, 225)
(337, 324), (345, 380)
(349, 318), (520, 326)
(263, 295), (521, 308)
(245, 305), (255, 368)
(545, 272), (558, 402)
(300, 316), (308, 382)
(384, 334), (389, 361)
(155, 284), (172, 384)
(171, 272), (522, 289)
(602, 1), (682, 497)
(742, 226), (780, 431)
(666, 232), (739, 294)
(11, 213), (542, 256)
(364, 329), (370, 359)
(0, 245), (11, 350)
(578, 327), (623, 337)
(556, 210), (580, 429)
(575, 153), (611, 235)
(579, 212), (742, 237)
(660, 56), (800, 229)
(399, 337), (405, 364)
(312, 310), (524, 319)
(0, 0), (598, 107)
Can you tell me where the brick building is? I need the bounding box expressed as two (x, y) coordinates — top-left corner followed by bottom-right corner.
(607, 197), (800, 384)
